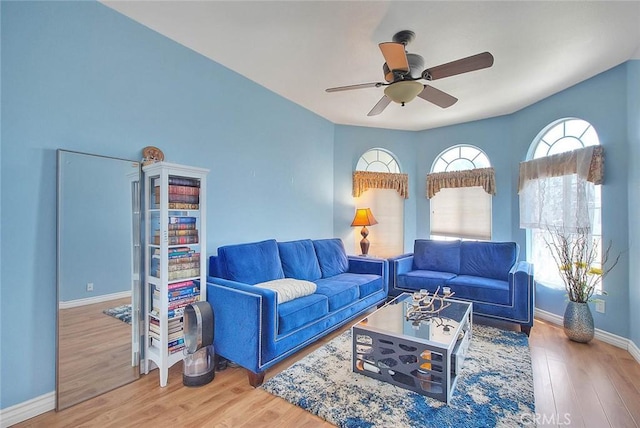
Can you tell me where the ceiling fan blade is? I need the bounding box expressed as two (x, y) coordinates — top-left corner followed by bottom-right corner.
(325, 82), (382, 93)
(418, 85), (458, 108)
(379, 42), (409, 74)
(367, 95), (392, 116)
(424, 52), (494, 81)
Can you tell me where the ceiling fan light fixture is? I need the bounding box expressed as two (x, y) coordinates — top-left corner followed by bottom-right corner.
(384, 81), (424, 105)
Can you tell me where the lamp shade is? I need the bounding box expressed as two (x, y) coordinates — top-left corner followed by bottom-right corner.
(384, 80), (424, 104)
(351, 208), (378, 227)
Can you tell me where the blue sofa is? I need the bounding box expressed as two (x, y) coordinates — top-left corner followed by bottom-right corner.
(207, 238), (388, 386)
(389, 239), (534, 335)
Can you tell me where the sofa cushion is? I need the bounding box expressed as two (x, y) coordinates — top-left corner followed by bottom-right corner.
(326, 272), (383, 299)
(277, 294), (328, 335)
(314, 278), (360, 311)
(277, 239), (322, 281)
(254, 278), (317, 304)
(413, 240), (461, 274)
(460, 241), (518, 281)
(397, 270), (457, 291)
(445, 275), (511, 305)
(313, 239), (349, 278)
(217, 239), (284, 284)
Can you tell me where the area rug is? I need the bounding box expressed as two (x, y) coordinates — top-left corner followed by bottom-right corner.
(103, 304), (132, 325)
(261, 325), (534, 427)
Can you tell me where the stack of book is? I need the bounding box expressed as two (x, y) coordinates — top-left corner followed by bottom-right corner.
(153, 177), (200, 210)
(149, 280), (201, 354)
(153, 216), (199, 246)
(149, 318), (184, 354)
(150, 246), (201, 280)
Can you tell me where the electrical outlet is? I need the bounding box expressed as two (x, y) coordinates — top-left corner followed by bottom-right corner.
(595, 299), (605, 313)
(86, 282), (94, 292)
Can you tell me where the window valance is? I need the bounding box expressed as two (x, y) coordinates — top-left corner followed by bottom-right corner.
(352, 171), (409, 199)
(425, 167), (496, 199)
(518, 145), (603, 193)
(518, 145), (603, 231)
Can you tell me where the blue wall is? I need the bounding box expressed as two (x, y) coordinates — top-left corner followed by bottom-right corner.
(1, 0), (638, 413)
(0, 1), (333, 409)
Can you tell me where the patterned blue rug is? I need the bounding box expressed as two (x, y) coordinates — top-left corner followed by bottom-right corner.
(103, 304), (132, 325)
(261, 324), (534, 427)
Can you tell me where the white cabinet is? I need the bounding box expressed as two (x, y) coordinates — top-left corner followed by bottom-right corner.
(143, 162), (208, 386)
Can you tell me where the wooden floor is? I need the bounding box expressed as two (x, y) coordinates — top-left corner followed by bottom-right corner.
(57, 297), (138, 410)
(16, 318), (640, 428)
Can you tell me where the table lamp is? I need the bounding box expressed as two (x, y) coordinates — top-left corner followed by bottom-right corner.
(351, 208), (378, 256)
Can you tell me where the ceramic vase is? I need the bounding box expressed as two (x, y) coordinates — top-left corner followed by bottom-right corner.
(563, 301), (594, 343)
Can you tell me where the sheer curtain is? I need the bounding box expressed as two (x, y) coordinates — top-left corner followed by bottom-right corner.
(519, 146), (602, 232)
(518, 146), (604, 287)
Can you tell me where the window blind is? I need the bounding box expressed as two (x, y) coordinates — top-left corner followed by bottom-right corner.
(430, 186), (492, 240)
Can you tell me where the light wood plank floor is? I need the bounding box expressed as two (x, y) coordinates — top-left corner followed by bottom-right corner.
(57, 297), (138, 410)
(15, 318), (639, 427)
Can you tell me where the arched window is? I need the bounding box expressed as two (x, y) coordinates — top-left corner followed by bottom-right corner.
(356, 148), (401, 173)
(526, 118), (602, 289)
(430, 145), (492, 240)
(432, 145), (490, 172)
(354, 148), (404, 257)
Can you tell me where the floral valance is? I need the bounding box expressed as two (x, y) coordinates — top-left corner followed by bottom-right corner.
(352, 171), (409, 199)
(426, 167), (496, 199)
(518, 145), (604, 193)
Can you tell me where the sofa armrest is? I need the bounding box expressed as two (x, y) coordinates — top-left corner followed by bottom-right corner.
(206, 276), (278, 373)
(387, 253), (414, 295)
(508, 261), (536, 326)
(347, 256), (389, 295)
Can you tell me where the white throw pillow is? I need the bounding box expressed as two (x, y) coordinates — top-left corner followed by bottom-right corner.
(254, 278), (317, 304)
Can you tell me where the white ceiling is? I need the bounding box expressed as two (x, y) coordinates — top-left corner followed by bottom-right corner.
(102, 1), (640, 131)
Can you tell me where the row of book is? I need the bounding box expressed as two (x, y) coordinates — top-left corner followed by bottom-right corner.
(152, 178), (201, 210)
(153, 216), (200, 246)
(150, 280), (201, 319)
(149, 315), (186, 354)
(150, 247), (201, 280)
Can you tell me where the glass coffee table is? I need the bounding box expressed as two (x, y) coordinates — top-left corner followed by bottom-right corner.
(352, 292), (472, 403)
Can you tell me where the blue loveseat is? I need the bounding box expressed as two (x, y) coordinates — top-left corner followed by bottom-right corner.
(389, 239), (535, 335)
(207, 238), (388, 386)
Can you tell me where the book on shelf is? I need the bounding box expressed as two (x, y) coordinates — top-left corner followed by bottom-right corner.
(168, 202), (199, 210)
(149, 318), (183, 332)
(168, 285), (200, 298)
(167, 229), (198, 237)
(150, 267), (200, 280)
(154, 187), (200, 204)
(168, 222), (196, 231)
(153, 235), (198, 245)
(167, 279), (196, 290)
(167, 261), (200, 272)
(150, 301), (196, 319)
(168, 177), (200, 188)
(168, 184), (200, 195)
(168, 254), (200, 264)
(148, 327), (184, 342)
(153, 247), (196, 257)
(168, 216), (196, 225)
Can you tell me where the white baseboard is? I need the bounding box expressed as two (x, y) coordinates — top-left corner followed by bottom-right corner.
(535, 308), (640, 363)
(0, 391), (55, 428)
(58, 290), (131, 309)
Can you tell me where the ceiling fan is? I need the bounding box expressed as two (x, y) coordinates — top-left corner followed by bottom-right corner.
(325, 30), (494, 116)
